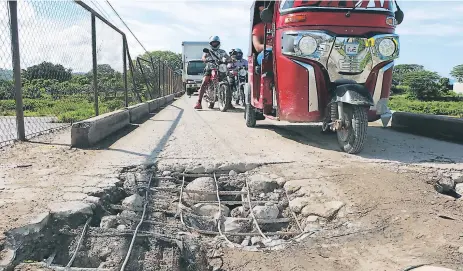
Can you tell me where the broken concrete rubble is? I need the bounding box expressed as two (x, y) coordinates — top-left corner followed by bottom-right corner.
(183, 177), (217, 202)
(100, 215), (118, 229)
(301, 201), (345, 219)
(248, 174), (279, 194)
(48, 201), (93, 219)
(289, 197), (311, 213)
(252, 205), (279, 220)
(122, 194), (143, 210)
(193, 203), (230, 217)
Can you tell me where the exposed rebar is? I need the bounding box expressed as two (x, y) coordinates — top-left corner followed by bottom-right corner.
(120, 172), (154, 271)
(66, 217), (91, 269)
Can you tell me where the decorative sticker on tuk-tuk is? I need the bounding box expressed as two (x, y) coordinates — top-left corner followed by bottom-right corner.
(345, 42), (360, 56)
(291, 0), (392, 10)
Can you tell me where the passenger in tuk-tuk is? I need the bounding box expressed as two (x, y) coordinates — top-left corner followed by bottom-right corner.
(252, 2), (273, 66)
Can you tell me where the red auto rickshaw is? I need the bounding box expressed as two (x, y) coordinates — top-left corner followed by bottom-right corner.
(245, 0), (403, 154)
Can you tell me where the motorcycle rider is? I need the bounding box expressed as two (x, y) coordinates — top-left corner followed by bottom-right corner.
(228, 48), (248, 105)
(228, 48), (248, 69)
(194, 36), (230, 110)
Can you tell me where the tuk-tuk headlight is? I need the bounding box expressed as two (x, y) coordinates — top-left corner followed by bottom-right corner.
(378, 38), (396, 57)
(298, 36), (318, 55)
(218, 64), (227, 73)
(239, 69), (247, 76)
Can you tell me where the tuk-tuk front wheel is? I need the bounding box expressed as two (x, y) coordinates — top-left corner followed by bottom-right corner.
(336, 104), (368, 154)
(245, 104), (256, 127)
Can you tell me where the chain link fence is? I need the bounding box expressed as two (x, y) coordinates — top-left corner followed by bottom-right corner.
(0, 0), (182, 147)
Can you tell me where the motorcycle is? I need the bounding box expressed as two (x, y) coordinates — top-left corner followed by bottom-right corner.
(236, 65), (247, 105)
(227, 65), (239, 105)
(202, 48), (232, 112)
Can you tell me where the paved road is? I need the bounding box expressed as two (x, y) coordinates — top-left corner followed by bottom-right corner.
(0, 116), (68, 145)
(1, 95), (463, 270)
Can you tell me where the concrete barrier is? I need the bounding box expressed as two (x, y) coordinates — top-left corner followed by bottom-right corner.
(166, 94), (175, 103)
(147, 99), (159, 113)
(71, 109), (130, 147)
(71, 91), (183, 148)
(127, 102), (149, 123)
(391, 112), (463, 143)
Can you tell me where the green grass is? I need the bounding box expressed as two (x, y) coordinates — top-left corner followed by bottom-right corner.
(389, 95), (463, 118)
(0, 96), (129, 123)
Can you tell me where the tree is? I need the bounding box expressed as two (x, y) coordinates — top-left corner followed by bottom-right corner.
(140, 50), (182, 70)
(392, 64), (424, 86)
(22, 61), (72, 82)
(403, 70), (441, 100)
(450, 64), (463, 83)
(439, 77), (451, 93)
(0, 79), (14, 99)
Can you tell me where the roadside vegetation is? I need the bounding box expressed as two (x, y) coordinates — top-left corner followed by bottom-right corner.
(0, 50), (181, 123)
(0, 53), (462, 122)
(390, 64), (463, 117)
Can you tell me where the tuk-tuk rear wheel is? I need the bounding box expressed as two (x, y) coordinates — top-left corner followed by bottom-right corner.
(336, 104), (368, 154)
(245, 104), (256, 127)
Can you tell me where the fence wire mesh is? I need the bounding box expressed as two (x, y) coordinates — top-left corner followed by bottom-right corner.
(15, 0), (92, 140)
(0, 1), (14, 146)
(95, 16), (126, 112)
(0, 0), (183, 147)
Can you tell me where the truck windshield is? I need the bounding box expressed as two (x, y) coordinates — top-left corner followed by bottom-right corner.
(280, 0), (394, 13)
(187, 61), (206, 75)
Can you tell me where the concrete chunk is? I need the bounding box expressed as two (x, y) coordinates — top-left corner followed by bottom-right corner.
(48, 201), (93, 218)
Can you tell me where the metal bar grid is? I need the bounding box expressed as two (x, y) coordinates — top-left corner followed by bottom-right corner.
(176, 172), (304, 248)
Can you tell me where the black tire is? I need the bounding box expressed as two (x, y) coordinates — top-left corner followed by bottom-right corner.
(240, 85), (245, 106)
(186, 89), (193, 97)
(218, 84), (230, 112)
(336, 104), (368, 154)
(245, 104), (256, 127)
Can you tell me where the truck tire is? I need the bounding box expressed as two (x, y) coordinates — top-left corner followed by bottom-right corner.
(336, 104), (368, 154)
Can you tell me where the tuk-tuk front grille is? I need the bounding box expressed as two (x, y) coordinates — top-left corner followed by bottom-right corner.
(339, 59), (362, 72)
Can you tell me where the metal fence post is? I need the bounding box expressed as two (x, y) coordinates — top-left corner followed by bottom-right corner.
(158, 60), (161, 98)
(162, 61), (166, 97)
(122, 35), (128, 107)
(91, 14), (99, 116)
(8, 1), (25, 141)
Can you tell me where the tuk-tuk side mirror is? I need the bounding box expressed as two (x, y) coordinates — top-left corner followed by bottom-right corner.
(394, 0), (404, 25)
(394, 9), (404, 25)
(203, 48), (210, 53)
(260, 8), (273, 23)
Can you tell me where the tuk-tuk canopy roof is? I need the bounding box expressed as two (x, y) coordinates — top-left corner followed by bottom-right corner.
(280, 0), (395, 12)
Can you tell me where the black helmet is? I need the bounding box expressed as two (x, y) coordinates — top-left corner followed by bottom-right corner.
(235, 48), (243, 60)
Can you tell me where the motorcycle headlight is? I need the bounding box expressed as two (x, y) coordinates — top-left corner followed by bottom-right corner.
(298, 36), (318, 55)
(219, 64), (227, 73)
(378, 38), (396, 57)
(239, 69), (247, 76)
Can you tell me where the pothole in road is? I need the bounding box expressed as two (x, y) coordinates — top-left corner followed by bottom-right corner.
(1, 162), (364, 271)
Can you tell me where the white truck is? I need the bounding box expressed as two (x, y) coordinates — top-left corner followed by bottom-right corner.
(182, 41), (209, 95)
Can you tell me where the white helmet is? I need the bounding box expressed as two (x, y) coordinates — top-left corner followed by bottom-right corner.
(209, 35), (221, 51)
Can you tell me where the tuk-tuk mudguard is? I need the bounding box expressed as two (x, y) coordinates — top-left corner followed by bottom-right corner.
(329, 84), (375, 107)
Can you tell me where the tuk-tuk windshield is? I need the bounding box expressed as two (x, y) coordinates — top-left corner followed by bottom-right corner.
(280, 0), (395, 13)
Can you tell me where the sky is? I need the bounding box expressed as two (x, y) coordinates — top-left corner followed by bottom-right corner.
(1, 0), (462, 79)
